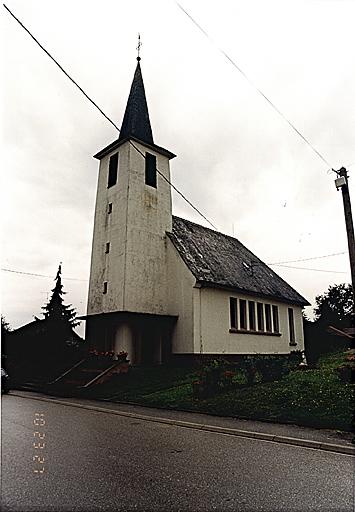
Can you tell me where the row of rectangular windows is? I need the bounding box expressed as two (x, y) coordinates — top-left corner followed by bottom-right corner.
(230, 298), (279, 333)
(107, 151), (157, 189)
(101, 287), (296, 345)
(230, 298), (296, 343)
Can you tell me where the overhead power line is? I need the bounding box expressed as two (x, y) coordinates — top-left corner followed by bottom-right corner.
(1, 268), (87, 281)
(2, 260), (348, 281)
(268, 251), (347, 265)
(3, 3), (217, 231)
(271, 264), (347, 274)
(176, 1), (332, 169)
(3, 4), (119, 132)
(128, 139), (217, 229)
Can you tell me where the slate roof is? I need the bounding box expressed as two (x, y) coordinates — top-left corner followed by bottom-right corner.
(168, 216), (309, 306)
(118, 60), (154, 145)
(94, 60), (176, 161)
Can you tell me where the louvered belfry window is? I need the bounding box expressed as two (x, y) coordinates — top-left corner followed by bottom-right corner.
(145, 152), (157, 188)
(108, 153), (119, 188)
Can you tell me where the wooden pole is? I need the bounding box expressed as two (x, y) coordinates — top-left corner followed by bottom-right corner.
(336, 167), (355, 325)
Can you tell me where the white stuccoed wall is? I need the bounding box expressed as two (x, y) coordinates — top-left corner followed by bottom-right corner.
(87, 139), (173, 317)
(166, 239), (195, 353)
(86, 136), (305, 358)
(166, 240), (305, 356)
(196, 288), (304, 355)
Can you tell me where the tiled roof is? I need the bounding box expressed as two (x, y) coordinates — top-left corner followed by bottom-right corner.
(168, 216), (309, 306)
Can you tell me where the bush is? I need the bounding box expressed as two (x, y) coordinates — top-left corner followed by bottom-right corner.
(192, 359), (235, 398)
(191, 352), (303, 398)
(238, 351), (303, 385)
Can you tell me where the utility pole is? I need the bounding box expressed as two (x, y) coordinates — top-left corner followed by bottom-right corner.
(334, 167), (355, 327)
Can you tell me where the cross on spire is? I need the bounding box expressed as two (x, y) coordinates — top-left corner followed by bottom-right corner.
(136, 33), (142, 61)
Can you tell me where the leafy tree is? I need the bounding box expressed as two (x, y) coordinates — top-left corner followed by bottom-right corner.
(1, 316), (12, 365)
(1, 315), (11, 337)
(42, 264), (80, 328)
(314, 283), (353, 328)
(304, 283), (353, 364)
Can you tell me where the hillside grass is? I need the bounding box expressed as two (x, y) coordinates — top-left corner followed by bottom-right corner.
(90, 351), (354, 431)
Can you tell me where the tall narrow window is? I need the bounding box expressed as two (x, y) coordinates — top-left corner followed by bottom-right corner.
(103, 282), (108, 294)
(108, 202), (112, 214)
(230, 298), (237, 329)
(248, 301), (256, 331)
(105, 242), (110, 254)
(272, 305), (279, 333)
(108, 153), (118, 188)
(145, 153), (157, 188)
(265, 304), (272, 332)
(257, 303), (264, 331)
(239, 299), (247, 330)
(288, 308), (296, 344)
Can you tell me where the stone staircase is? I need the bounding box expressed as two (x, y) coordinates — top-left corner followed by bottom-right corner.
(48, 355), (129, 393)
(11, 356), (130, 396)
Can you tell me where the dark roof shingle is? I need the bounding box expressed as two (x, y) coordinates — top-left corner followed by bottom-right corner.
(168, 216), (309, 306)
(118, 61), (154, 145)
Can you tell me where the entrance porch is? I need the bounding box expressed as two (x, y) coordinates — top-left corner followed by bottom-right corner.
(83, 311), (177, 365)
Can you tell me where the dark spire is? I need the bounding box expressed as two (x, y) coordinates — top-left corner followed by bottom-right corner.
(118, 60), (154, 145)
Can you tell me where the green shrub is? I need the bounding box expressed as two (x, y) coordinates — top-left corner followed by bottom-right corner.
(237, 351), (303, 385)
(192, 359), (235, 398)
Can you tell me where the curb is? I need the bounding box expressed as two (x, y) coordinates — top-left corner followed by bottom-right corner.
(9, 391), (355, 456)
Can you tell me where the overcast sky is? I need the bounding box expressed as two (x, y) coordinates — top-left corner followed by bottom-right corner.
(2, 0), (354, 336)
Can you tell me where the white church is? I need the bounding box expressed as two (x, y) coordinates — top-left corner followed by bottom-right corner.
(84, 57), (309, 365)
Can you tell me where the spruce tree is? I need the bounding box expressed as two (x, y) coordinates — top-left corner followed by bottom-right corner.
(42, 264), (79, 329)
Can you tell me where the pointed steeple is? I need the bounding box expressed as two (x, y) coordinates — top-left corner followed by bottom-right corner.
(118, 59), (154, 145)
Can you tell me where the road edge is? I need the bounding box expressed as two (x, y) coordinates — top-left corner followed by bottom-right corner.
(9, 391), (355, 456)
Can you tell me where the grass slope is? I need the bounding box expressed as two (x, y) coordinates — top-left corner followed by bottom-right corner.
(91, 351), (354, 431)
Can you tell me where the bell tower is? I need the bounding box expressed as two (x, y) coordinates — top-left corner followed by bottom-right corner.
(86, 56), (176, 342)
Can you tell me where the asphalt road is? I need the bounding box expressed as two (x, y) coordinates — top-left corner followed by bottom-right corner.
(1, 394), (354, 512)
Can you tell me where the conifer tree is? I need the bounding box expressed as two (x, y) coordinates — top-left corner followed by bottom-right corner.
(42, 264), (79, 328)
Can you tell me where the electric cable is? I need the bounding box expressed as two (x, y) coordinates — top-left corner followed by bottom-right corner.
(3, 3), (217, 230)
(270, 264), (347, 274)
(1, 268), (86, 281)
(268, 251), (347, 265)
(176, 1), (333, 170)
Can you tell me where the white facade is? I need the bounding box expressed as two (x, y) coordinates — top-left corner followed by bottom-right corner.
(85, 61), (307, 364)
(166, 239), (304, 356)
(86, 137), (306, 362)
(87, 139), (172, 317)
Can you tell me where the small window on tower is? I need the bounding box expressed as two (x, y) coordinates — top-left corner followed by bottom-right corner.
(108, 203), (112, 214)
(108, 153), (119, 188)
(105, 242), (110, 254)
(103, 282), (108, 294)
(145, 153), (157, 188)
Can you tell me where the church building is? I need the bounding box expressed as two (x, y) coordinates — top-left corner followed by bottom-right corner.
(84, 56), (309, 364)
